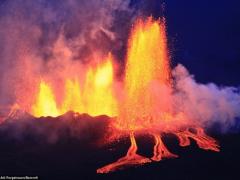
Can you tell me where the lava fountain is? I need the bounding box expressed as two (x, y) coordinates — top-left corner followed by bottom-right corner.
(4, 17), (220, 174)
(31, 53), (118, 118)
(97, 17), (219, 173)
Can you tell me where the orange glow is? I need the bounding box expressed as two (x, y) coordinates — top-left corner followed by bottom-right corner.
(151, 134), (178, 161)
(176, 127), (220, 152)
(32, 80), (59, 117)
(31, 54), (118, 117)
(8, 16), (220, 173)
(97, 132), (151, 173)
(82, 54), (118, 116)
(117, 17), (172, 131)
(97, 17), (219, 173)
(61, 78), (83, 114)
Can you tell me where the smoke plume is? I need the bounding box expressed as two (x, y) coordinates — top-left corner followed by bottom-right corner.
(172, 64), (240, 132)
(0, 0), (133, 109)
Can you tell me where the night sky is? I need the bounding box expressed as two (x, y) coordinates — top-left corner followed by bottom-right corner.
(133, 0), (240, 86)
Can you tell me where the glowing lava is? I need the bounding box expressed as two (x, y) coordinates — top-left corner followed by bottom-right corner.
(97, 132), (151, 173)
(151, 134), (178, 161)
(97, 17), (219, 173)
(176, 127), (220, 152)
(82, 54), (118, 116)
(117, 17), (172, 131)
(32, 80), (59, 117)
(31, 54), (118, 117)
(6, 16), (220, 174)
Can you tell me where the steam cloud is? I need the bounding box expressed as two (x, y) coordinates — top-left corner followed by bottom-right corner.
(172, 64), (240, 132)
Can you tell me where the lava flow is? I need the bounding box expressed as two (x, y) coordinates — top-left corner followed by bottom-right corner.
(97, 17), (219, 173)
(6, 17), (220, 173)
(97, 132), (151, 173)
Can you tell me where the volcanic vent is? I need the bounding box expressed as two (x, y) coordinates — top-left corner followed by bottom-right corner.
(2, 17), (220, 173)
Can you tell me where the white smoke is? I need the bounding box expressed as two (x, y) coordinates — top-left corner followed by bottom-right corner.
(172, 64), (240, 131)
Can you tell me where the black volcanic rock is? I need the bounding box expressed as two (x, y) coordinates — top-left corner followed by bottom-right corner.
(0, 111), (111, 144)
(0, 114), (239, 180)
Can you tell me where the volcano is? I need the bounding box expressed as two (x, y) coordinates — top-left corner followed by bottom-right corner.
(0, 6), (240, 180)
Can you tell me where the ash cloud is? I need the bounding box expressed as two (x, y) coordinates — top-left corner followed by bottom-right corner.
(0, 0), (134, 109)
(172, 64), (240, 132)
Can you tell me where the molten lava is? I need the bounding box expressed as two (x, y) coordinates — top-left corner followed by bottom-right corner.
(32, 80), (59, 117)
(97, 17), (219, 173)
(118, 17), (171, 131)
(176, 127), (220, 152)
(82, 55), (118, 116)
(31, 54), (118, 117)
(97, 132), (151, 173)
(5, 16), (220, 173)
(151, 134), (178, 161)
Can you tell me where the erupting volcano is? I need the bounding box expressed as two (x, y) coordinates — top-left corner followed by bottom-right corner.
(2, 17), (220, 174)
(96, 17), (219, 173)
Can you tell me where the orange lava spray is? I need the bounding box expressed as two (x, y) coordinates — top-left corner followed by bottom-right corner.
(117, 17), (172, 131)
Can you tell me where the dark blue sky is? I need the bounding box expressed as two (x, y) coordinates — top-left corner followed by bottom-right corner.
(136, 0), (240, 86)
